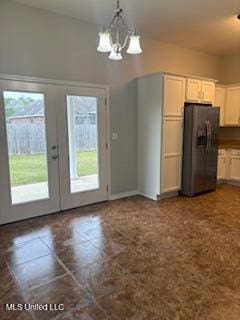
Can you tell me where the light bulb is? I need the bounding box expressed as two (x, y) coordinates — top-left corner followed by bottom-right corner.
(97, 32), (112, 52)
(108, 46), (122, 60)
(127, 35), (142, 54)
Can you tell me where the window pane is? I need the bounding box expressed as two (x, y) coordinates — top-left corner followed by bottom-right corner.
(3, 91), (49, 204)
(67, 95), (99, 193)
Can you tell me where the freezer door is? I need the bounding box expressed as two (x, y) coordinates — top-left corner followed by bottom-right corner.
(190, 106), (208, 194)
(205, 107), (220, 191)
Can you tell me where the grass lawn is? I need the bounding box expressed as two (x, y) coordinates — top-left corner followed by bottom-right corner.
(9, 150), (97, 187)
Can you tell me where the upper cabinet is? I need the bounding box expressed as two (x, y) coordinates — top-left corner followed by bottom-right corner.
(186, 78), (215, 105)
(225, 86), (240, 125)
(201, 81), (216, 104)
(185, 78), (202, 103)
(163, 75), (186, 117)
(215, 86), (226, 126)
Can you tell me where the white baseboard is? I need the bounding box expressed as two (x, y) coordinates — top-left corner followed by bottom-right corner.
(218, 180), (240, 187)
(138, 192), (158, 201)
(157, 191), (179, 200)
(110, 190), (139, 200)
(109, 182), (239, 202)
(225, 181), (240, 187)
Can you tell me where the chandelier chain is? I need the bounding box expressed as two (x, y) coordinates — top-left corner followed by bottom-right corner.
(108, 3), (130, 33)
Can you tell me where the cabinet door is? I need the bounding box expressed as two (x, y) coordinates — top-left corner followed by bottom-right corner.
(217, 156), (226, 180)
(229, 156), (240, 181)
(163, 75), (185, 117)
(225, 87), (240, 125)
(201, 81), (215, 105)
(186, 78), (201, 103)
(161, 117), (183, 193)
(215, 86), (226, 126)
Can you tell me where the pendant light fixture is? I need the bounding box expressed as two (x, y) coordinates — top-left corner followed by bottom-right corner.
(97, 0), (142, 60)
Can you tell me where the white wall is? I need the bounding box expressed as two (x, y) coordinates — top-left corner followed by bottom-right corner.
(220, 53), (240, 85)
(0, 0), (223, 194)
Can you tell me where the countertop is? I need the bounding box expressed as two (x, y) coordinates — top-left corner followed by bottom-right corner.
(219, 140), (240, 149)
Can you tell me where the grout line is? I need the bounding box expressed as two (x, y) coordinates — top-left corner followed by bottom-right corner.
(1, 235), (43, 253)
(5, 251), (52, 268)
(21, 273), (68, 293)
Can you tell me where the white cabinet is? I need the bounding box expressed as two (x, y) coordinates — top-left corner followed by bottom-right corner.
(138, 73), (162, 200)
(186, 78), (202, 102)
(161, 117), (183, 193)
(229, 150), (240, 181)
(217, 149), (226, 180)
(217, 149), (240, 183)
(201, 81), (216, 104)
(215, 86), (226, 126)
(137, 73), (185, 200)
(225, 87), (240, 125)
(186, 78), (215, 104)
(163, 75), (185, 117)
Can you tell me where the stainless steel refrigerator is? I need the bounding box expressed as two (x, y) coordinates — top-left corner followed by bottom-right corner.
(181, 104), (220, 196)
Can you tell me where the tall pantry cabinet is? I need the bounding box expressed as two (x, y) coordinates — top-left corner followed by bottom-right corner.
(138, 73), (186, 200)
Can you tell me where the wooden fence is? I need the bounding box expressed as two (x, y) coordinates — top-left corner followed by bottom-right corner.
(6, 123), (97, 155)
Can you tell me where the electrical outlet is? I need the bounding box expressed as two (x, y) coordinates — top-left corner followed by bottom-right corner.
(112, 132), (118, 140)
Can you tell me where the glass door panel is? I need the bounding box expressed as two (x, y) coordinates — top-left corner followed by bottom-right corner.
(3, 91), (49, 204)
(67, 95), (99, 193)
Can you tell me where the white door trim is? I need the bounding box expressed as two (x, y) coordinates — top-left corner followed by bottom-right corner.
(0, 73), (107, 90)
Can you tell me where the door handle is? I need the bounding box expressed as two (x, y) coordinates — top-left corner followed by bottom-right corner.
(52, 154), (58, 160)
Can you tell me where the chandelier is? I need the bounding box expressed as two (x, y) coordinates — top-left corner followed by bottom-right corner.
(97, 0), (142, 60)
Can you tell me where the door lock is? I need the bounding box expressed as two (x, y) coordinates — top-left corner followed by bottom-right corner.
(52, 154), (58, 160)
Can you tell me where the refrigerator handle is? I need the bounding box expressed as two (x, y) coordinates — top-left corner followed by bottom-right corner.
(208, 120), (212, 150)
(205, 120), (210, 153)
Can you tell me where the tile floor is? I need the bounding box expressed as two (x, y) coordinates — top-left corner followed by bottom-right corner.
(0, 184), (240, 320)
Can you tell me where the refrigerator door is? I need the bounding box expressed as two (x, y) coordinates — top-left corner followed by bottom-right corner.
(182, 105), (208, 196)
(205, 107), (220, 191)
(190, 106), (208, 194)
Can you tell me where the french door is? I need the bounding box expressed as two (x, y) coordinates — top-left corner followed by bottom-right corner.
(57, 85), (108, 211)
(0, 79), (108, 225)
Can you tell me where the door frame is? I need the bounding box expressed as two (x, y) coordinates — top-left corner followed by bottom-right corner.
(0, 73), (111, 224)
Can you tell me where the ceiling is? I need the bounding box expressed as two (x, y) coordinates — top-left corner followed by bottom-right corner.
(12, 0), (240, 56)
